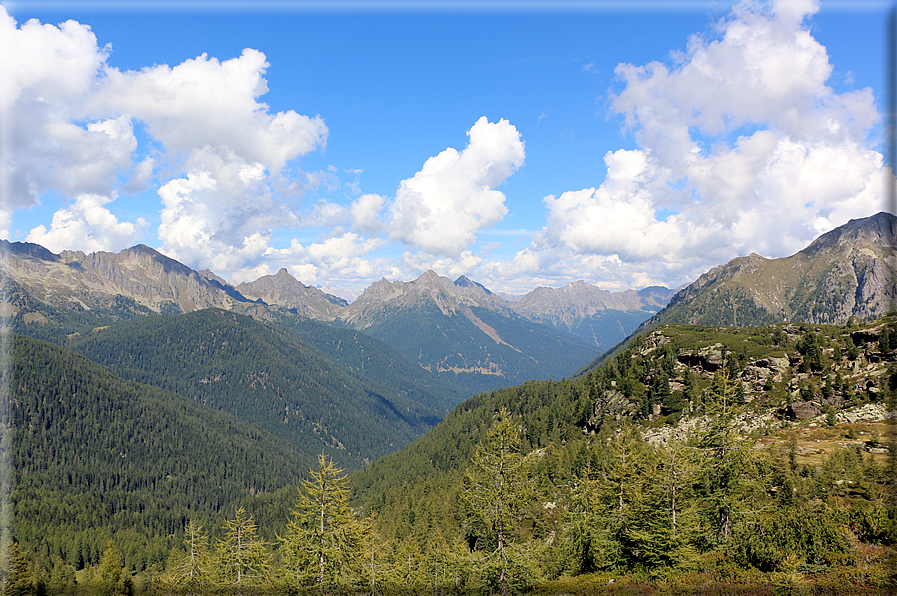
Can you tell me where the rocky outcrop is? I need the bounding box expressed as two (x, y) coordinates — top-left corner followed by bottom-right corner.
(236, 268), (347, 320)
(645, 212), (897, 328)
(339, 270), (512, 329)
(0, 242), (246, 315)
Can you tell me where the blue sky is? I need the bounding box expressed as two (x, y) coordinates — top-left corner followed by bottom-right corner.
(0, 0), (892, 299)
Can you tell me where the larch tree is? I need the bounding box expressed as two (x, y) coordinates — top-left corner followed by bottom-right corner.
(214, 507), (270, 588)
(697, 371), (763, 546)
(462, 407), (532, 596)
(162, 520), (212, 593)
(281, 453), (369, 592)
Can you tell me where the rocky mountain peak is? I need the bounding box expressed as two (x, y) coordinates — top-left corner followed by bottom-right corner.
(799, 211), (895, 257)
(649, 211), (896, 328)
(454, 275), (494, 295)
(235, 268), (347, 318)
(0, 242), (245, 316)
(0, 239), (61, 263)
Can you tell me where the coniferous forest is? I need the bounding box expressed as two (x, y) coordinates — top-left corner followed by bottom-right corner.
(0, 314), (894, 595)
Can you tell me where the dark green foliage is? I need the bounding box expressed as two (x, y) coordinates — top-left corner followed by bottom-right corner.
(353, 304), (598, 394)
(797, 332), (825, 373)
(69, 308), (432, 471)
(729, 503), (850, 571)
(251, 307), (464, 417)
(7, 334), (309, 572)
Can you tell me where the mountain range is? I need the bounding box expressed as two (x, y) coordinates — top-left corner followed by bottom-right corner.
(0, 239), (669, 394)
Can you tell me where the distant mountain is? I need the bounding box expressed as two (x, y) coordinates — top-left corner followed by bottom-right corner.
(0, 241), (250, 344)
(509, 280), (673, 349)
(339, 270), (512, 329)
(0, 240), (465, 409)
(0, 239), (660, 396)
(334, 270), (599, 393)
(0, 241), (248, 314)
(235, 268), (348, 319)
(646, 212), (896, 328)
(69, 308), (442, 471)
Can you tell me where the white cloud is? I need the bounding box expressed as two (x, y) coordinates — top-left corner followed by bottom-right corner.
(0, 10), (128, 211)
(252, 232), (390, 286)
(1, 7), (328, 280)
(350, 194), (386, 235)
(155, 154), (286, 276)
(389, 116), (525, 257)
(98, 48), (326, 171)
(26, 193), (147, 253)
(105, 49), (329, 276)
(528, 0), (886, 289)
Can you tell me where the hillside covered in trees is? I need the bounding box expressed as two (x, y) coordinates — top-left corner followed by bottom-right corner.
(68, 308), (452, 471)
(3, 316), (894, 594)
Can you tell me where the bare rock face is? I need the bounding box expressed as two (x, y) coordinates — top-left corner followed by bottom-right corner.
(339, 270), (512, 330)
(0, 241), (245, 315)
(649, 212), (897, 327)
(236, 268), (348, 320)
(510, 280), (672, 325)
(788, 401), (822, 420)
(677, 343), (726, 372)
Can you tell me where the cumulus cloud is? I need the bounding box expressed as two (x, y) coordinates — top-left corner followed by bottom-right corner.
(530, 0), (885, 288)
(98, 48), (326, 171)
(257, 232), (391, 286)
(389, 116), (525, 257)
(1, 6), (328, 266)
(350, 194), (386, 235)
(0, 10), (127, 214)
(105, 48), (328, 272)
(26, 193), (148, 253)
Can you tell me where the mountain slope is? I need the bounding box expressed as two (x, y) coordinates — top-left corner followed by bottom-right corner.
(0, 240), (466, 417)
(234, 302), (464, 416)
(69, 308), (434, 470)
(509, 281), (674, 349)
(351, 315), (897, 545)
(0, 241), (251, 345)
(235, 268), (348, 320)
(649, 212), (896, 328)
(335, 270), (599, 393)
(8, 333), (310, 571)
(0, 241), (249, 314)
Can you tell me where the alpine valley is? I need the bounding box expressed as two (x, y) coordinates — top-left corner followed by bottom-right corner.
(1, 212), (895, 595)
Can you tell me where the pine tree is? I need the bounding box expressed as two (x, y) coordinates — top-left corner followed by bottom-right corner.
(281, 453), (369, 592)
(462, 407), (532, 596)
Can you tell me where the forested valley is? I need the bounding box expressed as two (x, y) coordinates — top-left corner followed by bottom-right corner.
(0, 315), (894, 594)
